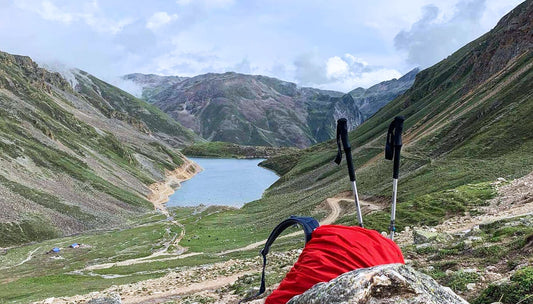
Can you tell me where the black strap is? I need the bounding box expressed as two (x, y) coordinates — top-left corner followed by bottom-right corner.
(334, 118), (356, 182)
(334, 120), (343, 164)
(240, 216), (319, 303)
(384, 116), (404, 178)
(385, 120), (395, 160)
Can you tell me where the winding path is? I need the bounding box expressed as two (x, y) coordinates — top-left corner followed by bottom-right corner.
(216, 194), (375, 256)
(0, 247), (40, 270)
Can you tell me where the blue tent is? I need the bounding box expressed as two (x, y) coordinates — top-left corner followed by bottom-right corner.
(52, 247), (60, 253)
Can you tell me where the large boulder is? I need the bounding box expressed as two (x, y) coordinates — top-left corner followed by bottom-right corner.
(287, 264), (468, 304)
(413, 229), (453, 244)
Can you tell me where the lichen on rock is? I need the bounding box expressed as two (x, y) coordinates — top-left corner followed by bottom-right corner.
(287, 264), (469, 304)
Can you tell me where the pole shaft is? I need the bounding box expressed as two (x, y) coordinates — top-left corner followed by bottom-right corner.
(351, 181), (363, 227)
(389, 178), (398, 240)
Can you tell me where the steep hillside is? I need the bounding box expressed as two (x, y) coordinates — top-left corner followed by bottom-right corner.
(349, 68), (418, 119)
(0, 3), (530, 302)
(0, 51), (195, 246)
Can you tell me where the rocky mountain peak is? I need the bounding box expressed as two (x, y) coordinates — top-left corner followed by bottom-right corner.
(348, 68), (419, 119)
(0, 51), (72, 92)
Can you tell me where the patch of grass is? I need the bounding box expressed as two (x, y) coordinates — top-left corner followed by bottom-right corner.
(473, 267), (533, 304)
(0, 175), (96, 224)
(0, 219), (179, 303)
(0, 215), (59, 247)
(445, 271), (480, 292)
(259, 152), (302, 176)
(182, 141), (297, 159)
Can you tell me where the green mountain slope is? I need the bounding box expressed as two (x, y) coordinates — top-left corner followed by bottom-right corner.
(0, 52), (195, 246)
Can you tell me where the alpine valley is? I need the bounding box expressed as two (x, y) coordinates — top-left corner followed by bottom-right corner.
(0, 1), (532, 304)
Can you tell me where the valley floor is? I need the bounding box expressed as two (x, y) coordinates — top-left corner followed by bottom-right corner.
(1, 173), (531, 304)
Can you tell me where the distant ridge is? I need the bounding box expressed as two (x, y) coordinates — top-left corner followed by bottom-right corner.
(349, 68), (418, 119)
(124, 71), (416, 148)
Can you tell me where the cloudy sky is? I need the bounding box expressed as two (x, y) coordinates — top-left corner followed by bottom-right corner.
(0, 0), (523, 92)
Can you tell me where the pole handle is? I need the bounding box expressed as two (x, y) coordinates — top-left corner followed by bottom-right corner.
(335, 118), (356, 182)
(385, 116), (404, 179)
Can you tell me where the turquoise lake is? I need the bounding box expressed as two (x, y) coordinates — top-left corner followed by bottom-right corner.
(167, 158), (279, 207)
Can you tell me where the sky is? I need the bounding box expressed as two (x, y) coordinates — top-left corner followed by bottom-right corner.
(0, 0), (524, 92)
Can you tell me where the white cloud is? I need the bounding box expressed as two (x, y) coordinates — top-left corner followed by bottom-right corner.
(1, 0), (521, 92)
(146, 12), (178, 30)
(176, 0), (192, 5)
(294, 51), (403, 92)
(40, 0), (74, 23)
(326, 56), (349, 79)
(176, 0), (235, 9)
(14, 0), (130, 34)
(394, 0), (492, 68)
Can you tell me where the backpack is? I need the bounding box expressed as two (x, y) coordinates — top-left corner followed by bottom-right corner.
(249, 217), (404, 304)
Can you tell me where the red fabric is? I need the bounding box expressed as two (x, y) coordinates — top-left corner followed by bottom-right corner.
(265, 225), (405, 304)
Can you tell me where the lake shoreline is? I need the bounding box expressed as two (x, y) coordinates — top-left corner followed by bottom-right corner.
(167, 158), (279, 208)
(147, 158), (203, 215)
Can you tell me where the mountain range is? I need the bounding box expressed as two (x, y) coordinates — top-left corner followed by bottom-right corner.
(124, 69), (417, 148)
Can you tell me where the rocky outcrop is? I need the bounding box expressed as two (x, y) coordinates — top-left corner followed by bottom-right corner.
(287, 264), (468, 304)
(413, 229), (453, 244)
(349, 68), (418, 119)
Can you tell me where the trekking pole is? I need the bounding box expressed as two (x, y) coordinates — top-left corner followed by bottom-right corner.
(385, 116), (404, 240)
(334, 118), (363, 227)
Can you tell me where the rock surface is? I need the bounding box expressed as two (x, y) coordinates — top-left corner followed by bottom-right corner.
(349, 68), (418, 119)
(287, 264), (469, 304)
(413, 229), (453, 244)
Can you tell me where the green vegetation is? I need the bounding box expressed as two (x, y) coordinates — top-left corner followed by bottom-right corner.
(473, 267), (533, 304)
(1, 4), (533, 301)
(259, 152), (302, 175)
(0, 215), (59, 247)
(0, 51), (196, 246)
(181, 141), (298, 159)
(445, 271), (480, 292)
(78, 73), (196, 143)
(410, 215), (533, 300)
(337, 181), (496, 232)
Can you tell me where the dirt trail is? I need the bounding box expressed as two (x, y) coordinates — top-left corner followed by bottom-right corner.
(217, 197), (343, 256)
(0, 247), (40, 270)
(121, 270), (255, 304)
(217, 193), (383, 256)
(84, 218), (205, 271)
(38, 171), (533, 304)
(81, 160), (203, 271)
